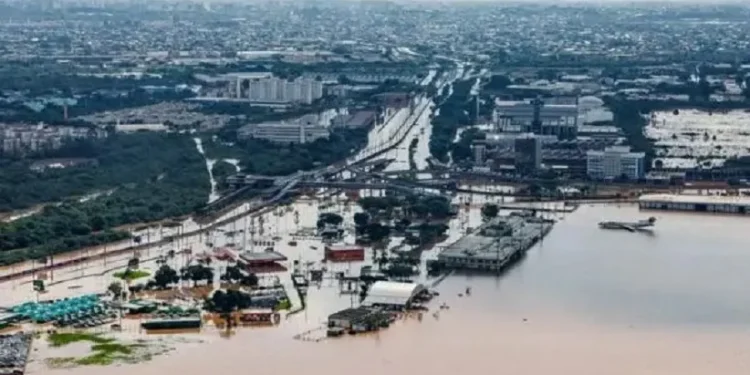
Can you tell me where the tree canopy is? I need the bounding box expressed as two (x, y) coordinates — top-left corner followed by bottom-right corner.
(481, 204), (500, 221)
(0, 132), (210, 266)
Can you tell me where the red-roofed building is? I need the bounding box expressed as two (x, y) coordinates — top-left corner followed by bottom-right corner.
(324, 245), (365, 262)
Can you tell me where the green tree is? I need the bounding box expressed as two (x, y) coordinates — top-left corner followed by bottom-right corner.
(365, 223), (391, 243)
(316, 212), (343, 229)
(353, 212), (370, 233)
(108, 281), (123, 300)
(481, 204), (499, 222)
(153, 264), (179, 289)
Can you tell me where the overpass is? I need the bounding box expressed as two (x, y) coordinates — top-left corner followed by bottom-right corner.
(205, 94), (432, 214)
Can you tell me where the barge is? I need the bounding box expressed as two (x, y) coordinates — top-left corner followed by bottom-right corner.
(639, 194), (750, 215)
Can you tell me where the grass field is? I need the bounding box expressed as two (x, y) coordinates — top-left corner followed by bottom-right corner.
(47, 332), (146, 366)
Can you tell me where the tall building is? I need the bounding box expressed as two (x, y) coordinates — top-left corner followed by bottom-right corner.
(230, 74), (323, 104)
(514, 134), (542, 173)
(586, 146), (645, 180)
(494, 98), (579, 138)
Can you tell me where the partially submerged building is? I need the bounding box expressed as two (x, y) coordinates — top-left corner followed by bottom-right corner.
(437, 214), (554, 272)
(328, 306), (390, 331)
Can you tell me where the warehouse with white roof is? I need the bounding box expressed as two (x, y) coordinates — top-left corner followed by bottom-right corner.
(362, 281), (426, 309)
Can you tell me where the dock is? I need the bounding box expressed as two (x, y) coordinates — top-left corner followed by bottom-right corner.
(639, 194), (750, 215)
(436, 213), (554, 272)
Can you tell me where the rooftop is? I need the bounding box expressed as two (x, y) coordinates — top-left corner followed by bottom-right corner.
(326, 244), (365, 252)
(239, 250), (287, 263)
(346, 111), (377, 127)
(328, 306), (378, 321)
(362, 281), (425, 307)
(439, 214), (553, 261)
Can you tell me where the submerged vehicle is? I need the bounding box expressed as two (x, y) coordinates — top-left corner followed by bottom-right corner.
(598, 217), (656, 232)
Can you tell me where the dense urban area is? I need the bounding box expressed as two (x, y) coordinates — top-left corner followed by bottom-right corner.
(2, 1), (750, 374)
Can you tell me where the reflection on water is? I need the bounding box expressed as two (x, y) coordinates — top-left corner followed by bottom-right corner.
(36, 204), (750, 374)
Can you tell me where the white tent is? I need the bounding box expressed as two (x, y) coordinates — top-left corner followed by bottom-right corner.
(362, 281), (425, 307)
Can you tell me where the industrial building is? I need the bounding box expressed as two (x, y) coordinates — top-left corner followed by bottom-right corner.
(473, 134), (619, 175)
(437, 214), (554, 272)
(236, 108), (373, 144)
(238, 112), (333, 144)
(493, 97), (579, 139)
(361, 281), (427, 309)
(240, 122), (329, 144)
(586, 146), (646, 180)
(639, 194), (750, 215)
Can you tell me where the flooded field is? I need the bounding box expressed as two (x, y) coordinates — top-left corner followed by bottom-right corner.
(647, 109), (750, 169)
(7, 198), (750, 374)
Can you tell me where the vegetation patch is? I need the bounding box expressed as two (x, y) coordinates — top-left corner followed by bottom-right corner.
(0, 132), (210, 266)
(201, 126), (369, 176)
(113, 270), (151, 281)
(47, 333), (154, 367)
(48, 332), (113, 347)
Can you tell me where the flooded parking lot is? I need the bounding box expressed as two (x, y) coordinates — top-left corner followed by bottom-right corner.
(647, 109), (750, 169)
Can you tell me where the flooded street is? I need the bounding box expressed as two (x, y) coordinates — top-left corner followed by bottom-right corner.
(22, 203), (750, 375)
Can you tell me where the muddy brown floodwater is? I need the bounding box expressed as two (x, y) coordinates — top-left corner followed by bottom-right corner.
(36, 204), (750, 375)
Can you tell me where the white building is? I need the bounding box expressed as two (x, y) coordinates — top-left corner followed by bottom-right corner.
(239, 122), (329, 144)
(237, 112), (334, 144)
(361, 281), (426, 309)
(232, 74), (324, 104)
(587, 146), (645, 180)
